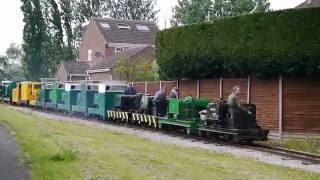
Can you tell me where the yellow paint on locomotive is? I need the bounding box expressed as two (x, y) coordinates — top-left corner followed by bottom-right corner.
(11, 82), (40, 106)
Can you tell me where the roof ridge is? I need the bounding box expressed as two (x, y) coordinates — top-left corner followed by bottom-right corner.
(92, 17), (157, 24)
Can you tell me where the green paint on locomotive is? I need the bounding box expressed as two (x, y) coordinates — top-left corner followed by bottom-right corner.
(159, 97), (209, 135)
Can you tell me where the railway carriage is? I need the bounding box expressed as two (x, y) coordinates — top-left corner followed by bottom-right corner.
(88, 82), (127, 119)
(0, 81), (15, 102)
(57, 82), (81, 112)
(71, 82), (96, 115)
(12, 81), (40, 106)
(47, 82), (65, 109)
(37, 79), (56, 108)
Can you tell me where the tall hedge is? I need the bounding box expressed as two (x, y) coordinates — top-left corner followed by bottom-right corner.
(156, 7), (320, 79)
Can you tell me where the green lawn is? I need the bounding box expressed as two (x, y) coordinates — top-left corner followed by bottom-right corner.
(0, 105), (319, 180)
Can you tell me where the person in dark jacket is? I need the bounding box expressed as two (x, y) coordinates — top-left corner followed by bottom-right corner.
(168, 87), (179, 99)
(154, 88), (167, 116)
(124, 84), (137, 95)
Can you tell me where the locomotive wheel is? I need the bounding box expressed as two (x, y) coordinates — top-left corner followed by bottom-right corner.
(185, 128), (191, 136)
(206, 131), (211, 139)
(224, 134), (233, 142)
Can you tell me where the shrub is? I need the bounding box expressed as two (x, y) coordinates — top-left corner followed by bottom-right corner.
(156, 7), (320, 79)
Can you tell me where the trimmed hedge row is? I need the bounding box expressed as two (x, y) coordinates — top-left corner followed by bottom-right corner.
(156, 7), (320, 79)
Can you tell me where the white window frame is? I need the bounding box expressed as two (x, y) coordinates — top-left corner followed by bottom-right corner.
(117, 23), (131, 30)
(136, 25), (150, 31)
(100, 22), (111, 29)
(115, 47), (124, 54)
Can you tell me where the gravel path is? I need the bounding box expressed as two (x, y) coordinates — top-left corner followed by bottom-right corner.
(9, 106), (320, 174)
(0, 124), (29, 180)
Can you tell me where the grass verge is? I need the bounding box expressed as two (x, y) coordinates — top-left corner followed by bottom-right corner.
(0, 105), (319, 179)
(260, 138), (320, 155)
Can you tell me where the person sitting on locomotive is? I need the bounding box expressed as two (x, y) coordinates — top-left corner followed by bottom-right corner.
(154, 87), (167, 116)
(124, 84), (137, 95)
(228, 85), (241, 108)
(168, 87), (179, 99)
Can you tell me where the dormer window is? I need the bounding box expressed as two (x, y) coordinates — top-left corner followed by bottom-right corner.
(100, 22), (111, 29)
(118, 23), (131, 30)
(136, 25), (150, 32)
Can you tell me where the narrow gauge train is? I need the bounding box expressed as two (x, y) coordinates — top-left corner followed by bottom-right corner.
(0, 80), (269, 143)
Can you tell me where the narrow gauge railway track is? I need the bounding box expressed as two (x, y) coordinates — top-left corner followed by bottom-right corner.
(7, 105), (320, 165)
(241, 144), (320, 165)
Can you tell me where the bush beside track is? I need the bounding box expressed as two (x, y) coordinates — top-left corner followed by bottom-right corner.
(156, 7), (320, 79)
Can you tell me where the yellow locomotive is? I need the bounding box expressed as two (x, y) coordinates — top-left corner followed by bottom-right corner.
(12, 81), (41, 106)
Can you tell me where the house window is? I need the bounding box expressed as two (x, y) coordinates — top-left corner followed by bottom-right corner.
(88, 49), (92, 61)
(115, 48), (124, 54)
(117, 23), (131, 30)
(136, 25), (150, 31)
(100, 22), (111, 29)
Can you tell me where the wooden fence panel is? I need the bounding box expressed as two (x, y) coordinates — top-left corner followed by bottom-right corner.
(199, 79), (220, 102)
(250, 79), (279, 131)
(146, 81), (160, 95)
(283, 78), (320, 134)
(162, 81), (177, 96)
(179, 80), (197, 98)
(132, 82), (145, 93)
(222, 79), (248, 104)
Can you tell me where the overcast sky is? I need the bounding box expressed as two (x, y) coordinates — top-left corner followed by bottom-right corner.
(0, 0), (305, 55)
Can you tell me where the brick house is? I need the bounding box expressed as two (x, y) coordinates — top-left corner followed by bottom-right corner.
(88, 45), (155, 80)
(55, 17), (158, 81)
(55, 61), (89, 81)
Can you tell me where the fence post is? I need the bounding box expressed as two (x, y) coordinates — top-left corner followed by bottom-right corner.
(279, 75), (283, 140)
(197, 79), (200, 99)
(247, 76), (251, 104)
(177, 80), (180, 99)
(145, 82), (148, 94)
(219, 77), (223, 99)
(159, 81), (162, 90)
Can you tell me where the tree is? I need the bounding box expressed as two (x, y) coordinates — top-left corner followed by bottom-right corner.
(171, 0), (270, 26)
(0, 43), (24, 81)
(21, 0), (47, 80)
(108, 0), (159, 21)
(3, 44), (24, 81)
(114, 58), (157, 82)
(59, 0), (76, 60)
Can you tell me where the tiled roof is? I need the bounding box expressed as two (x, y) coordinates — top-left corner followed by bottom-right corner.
(296, 0), (320, 8)
(92, 17), (159, 45)
(63, 61), (89, 74)
(89, 46), (151, 70)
